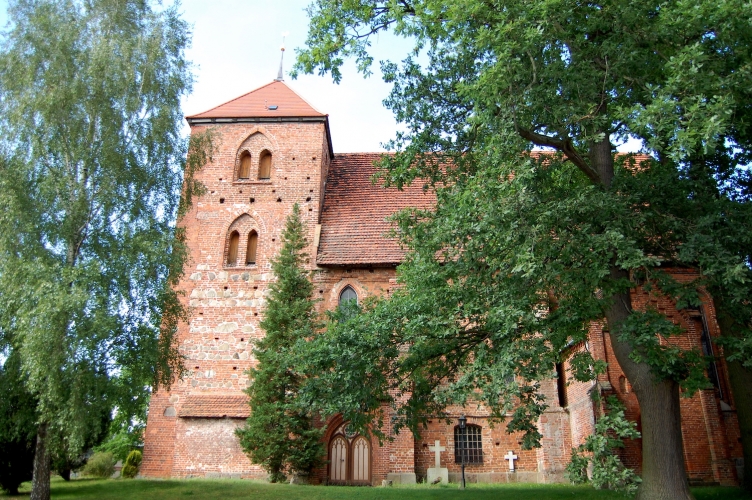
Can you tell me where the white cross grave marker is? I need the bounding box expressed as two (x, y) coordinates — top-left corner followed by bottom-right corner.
(428, 440), (446, 468)
(504, 450), (518, 471)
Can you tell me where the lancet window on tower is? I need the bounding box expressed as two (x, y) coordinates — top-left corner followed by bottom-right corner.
(238, 151), (252, 179)
(246, 230), (258, 265)
(227, 231), (240, 266)
(258, 150), (272, 180)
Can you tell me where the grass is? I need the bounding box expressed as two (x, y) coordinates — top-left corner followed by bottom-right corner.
(2, 477), (750, 500)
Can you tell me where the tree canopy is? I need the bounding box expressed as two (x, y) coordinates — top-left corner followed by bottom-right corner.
(294, 1), (752, 499)
(0, 1), (210, 498)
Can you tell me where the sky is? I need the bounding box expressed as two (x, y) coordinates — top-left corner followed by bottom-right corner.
(180, 0), (412, 153)
(0, 0), (640, 153)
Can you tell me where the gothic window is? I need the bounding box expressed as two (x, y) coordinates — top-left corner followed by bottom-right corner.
(258, 150), (272, 180)
(692, 307), (725, 400)
(454, 424), (483, 464)
(246, 230), (258, 265)
(555, 362), (568, 407)
(227, 231), (240, 266)
(339, 286), (358, 305)
(238, 151), (251, 179)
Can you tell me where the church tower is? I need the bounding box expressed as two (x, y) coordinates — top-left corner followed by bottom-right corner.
(140, 80), (332, 478)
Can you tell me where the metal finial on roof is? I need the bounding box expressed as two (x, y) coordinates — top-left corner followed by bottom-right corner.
(275, 31), (289, 81)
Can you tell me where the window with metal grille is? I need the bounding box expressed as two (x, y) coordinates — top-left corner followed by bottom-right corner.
(454, 424), (483, 464)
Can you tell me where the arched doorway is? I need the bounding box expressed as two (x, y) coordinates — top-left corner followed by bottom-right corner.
(327, 421), (371, 485)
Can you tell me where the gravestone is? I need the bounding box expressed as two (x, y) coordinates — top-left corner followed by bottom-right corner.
(426, 440), (449, 484)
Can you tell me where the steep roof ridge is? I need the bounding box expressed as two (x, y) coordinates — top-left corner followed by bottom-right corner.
(185, 81), (278, 119)
(185, 80), (325, 119)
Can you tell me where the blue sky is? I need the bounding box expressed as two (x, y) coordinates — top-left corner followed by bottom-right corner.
(0, 1), (640, 153)
(179, 0), (413, 152)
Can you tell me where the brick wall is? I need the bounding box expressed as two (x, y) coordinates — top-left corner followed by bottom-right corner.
(142, 119), (333, 478)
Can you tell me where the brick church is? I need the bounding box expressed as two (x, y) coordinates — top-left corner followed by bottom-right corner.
(141, 79), (744, 486)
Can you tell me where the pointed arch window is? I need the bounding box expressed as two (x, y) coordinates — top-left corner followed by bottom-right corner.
(258, 150), (272, 180)
(227, 231), (240, 266)
(339, 286), (358, 305)
(238, 151), (251, 179)
(246, 230), (258, 265)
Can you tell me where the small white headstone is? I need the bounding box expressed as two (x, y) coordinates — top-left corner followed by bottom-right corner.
(504, 450), (518, 471)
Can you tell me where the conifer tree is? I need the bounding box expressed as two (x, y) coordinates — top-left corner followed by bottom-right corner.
(236, 204), (324, 483)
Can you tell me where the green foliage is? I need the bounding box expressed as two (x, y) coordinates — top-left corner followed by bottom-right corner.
(0, 1), (212, 494)
(0, 353), (37, 495)
(121, 450), (142, 479)
(295, 1), (752, 496)
(236, 204), (325, 482)
(94, 427), (144, 464)
(567, 397), (641, 495)
(82, 452), (115, 479)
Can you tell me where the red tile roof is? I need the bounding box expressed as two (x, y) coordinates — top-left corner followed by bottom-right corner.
(317, 153), (436, 266)
(186, 81), (326, 120)
(178, 395), (250, 418)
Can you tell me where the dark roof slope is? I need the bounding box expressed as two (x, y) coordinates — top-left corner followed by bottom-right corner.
(317, 153), (436, 266)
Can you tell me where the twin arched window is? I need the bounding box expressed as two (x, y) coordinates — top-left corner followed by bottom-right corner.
(237, 150), (272, 180)
(226, 229), (259, 267)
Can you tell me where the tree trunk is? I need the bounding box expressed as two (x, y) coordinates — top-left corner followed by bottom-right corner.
(713, 294), (752, 491)
(59, 468), (71, 481)
(30, 423), (51, 500)
(605, 272), (694, 500)
(725, 357), (752, 490)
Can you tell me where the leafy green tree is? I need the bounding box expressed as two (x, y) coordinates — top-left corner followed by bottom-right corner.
(236, 204), (324, 483)
(294, 1), (752, 499)
(0, 353), (37, 495)
(0, 1), (211, 499)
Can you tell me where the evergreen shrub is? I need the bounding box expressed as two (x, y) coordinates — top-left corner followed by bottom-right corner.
(82, 452), (115, 478)
(121, 450), (142, 478)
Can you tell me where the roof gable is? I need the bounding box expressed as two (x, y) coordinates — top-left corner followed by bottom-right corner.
(186, 80), (326, 120)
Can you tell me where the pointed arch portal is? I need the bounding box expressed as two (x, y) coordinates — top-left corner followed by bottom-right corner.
(328, 421), (371, 485)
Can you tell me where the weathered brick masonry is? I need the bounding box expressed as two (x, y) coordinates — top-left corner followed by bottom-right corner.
(141, 80), (743, 485)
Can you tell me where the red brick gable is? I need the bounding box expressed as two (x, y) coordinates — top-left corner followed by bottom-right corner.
(178, 395), (250, 418)
(186, 81), (326, 120)
(317, 153), (436, 266)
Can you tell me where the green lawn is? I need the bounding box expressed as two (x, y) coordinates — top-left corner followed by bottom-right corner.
(2, 478), (750, 500)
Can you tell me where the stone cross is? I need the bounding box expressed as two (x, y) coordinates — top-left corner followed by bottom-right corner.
(428, 440), (446, 468)
(504, 450), (518, 471)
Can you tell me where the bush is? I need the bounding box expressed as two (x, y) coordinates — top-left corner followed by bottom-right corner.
(566, 396), (641, 495)
(82, 451), (115, 478)
(121, 450), (142, 479)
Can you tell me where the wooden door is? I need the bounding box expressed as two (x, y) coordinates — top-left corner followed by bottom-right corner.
(351, 435), (371, 484)
(329, 435), (348, 483)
